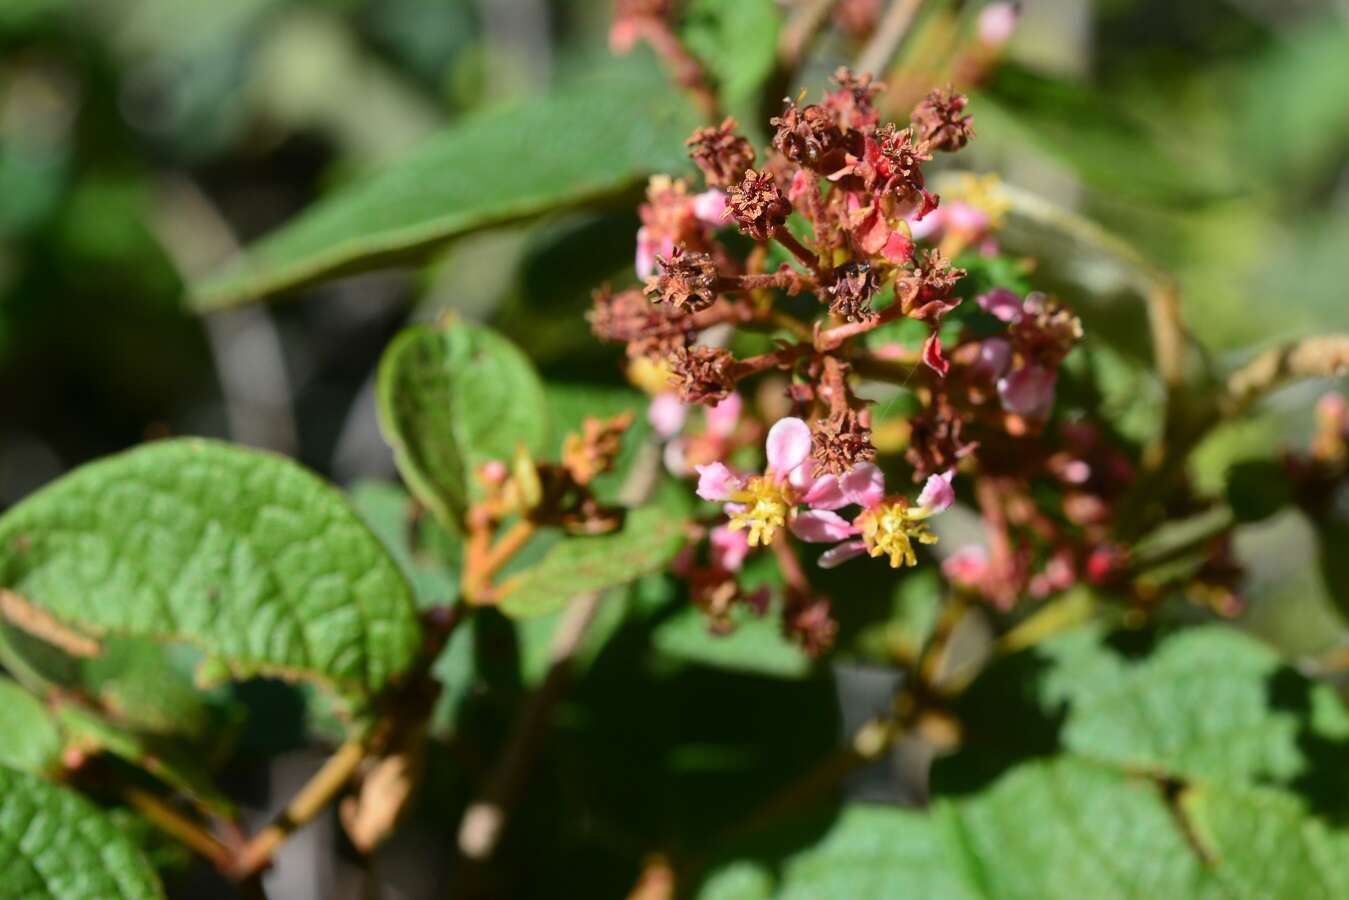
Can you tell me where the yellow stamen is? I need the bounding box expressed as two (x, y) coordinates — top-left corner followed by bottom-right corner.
(855, 500), (939, 568)
(949, 173), (1010, 230)
(727, 474), (793, 547)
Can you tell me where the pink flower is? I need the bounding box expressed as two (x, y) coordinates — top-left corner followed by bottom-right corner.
(942, 545), (989, 588)
(648, 391), (688, 439)
(977, 2), (1019, 48)
(705, 392), (742, 438)
(975, 337), (1013, 380)
(976, 288), (1022, 322)
(635, 226), (675, 280)
(692, 189), (728, 226)
(709, 525), (750, 572)
(791, 468), (954, 568)
(998, 365), (1057, 420)
(696, 417), (816, 546)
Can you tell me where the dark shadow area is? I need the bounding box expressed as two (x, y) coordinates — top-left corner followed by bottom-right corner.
(1267, 665), (1349, 824)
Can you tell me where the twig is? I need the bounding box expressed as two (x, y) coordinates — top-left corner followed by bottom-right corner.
(123, 787), (233, 870)
(779, 0), (838, 70)
(453, 442), (666, 875)
(1222, 335), (1349, 416)
(231, 738), (368, 877)
(455, 590), (605, 866)
(856, 0), (925, 77)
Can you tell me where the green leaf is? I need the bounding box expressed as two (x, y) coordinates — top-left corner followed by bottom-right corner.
(682, 0), (782, 132)
(191, 51), (702, 309)
(0, 679), (62, 774)
(348, 479), (460, 608)
(697, 804), (974, 900)
(0, 439), (421, 713)
(377, 319), (550, 533)
(0, 765), (165, 899)
(702, 757), (1349, 900)
(498, 502), (688, 619)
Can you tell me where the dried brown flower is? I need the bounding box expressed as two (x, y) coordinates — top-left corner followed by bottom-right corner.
(811, 408), (876, 475)
(1011, 293), (1082, 367)
(911, 88), (974, 153)
(782, 590), (837, 657)
(588, 286), (692, 344)
(825, 261), (881, 322)
(726, 168), (790, 241)
(646, 248), (720, 311)
(669, 344), (738, 405)
(770, 101), (853, 175)
(687, 118), (756, 188)
(902, 249), (966, 320)
(906, 402), (975, 479)
(563, 412), (634, 485)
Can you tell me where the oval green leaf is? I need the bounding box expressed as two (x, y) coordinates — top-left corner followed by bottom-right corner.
(0, 765), (165, 899)
(191, 51), (702, 310)
(377, 319), (551, 532)
(0, 439), (421, 712)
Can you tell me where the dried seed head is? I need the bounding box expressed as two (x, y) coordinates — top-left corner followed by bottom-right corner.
(911, 88), (974, 153)
(770, 101), (851, 174)
(782, 590), (837, 657)
(563, 411), (634, 485)
(825, 260), (881, 322)
(877, 125), (931, 198)
(726, 169), (790, 241)
(905, 404), (975, 479)
(687, 118), (756, 188)
(646, 248), (720, 311)
(669, 344), (737, 405)
(588, 285), (692, 344)
(824, 67), (883, 131)
(902, 248), (966, 320)
(811, 408), (876, 475)
(1011, 293), (1082, 367)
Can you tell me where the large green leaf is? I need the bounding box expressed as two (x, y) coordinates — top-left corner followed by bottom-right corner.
(1057, 626), (1349, 788)
(0, 679), (62, 774)
(0, 439), (421, 712)
(699, 757), (1349, 900)
(698, 804), (974, 900)
(0, 766), (165, 899)
(376, 319), (551, 532)
(191, 51), (702, 309)
(945, 622), (1349, 798)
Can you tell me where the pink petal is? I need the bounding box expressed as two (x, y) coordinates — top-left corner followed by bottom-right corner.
(790, 509), (858, 543)
(975, 337), (1012, 379)
(635, 226), (657, 280)
(976, 288), (1023, 322)
(705, 392), (742, 438)
(692, 189), (728, 226)
(881, 231), (914, 263)
(942, 545), (989, 587)
(765, 417), (812, 479)
(788, 169), (815, 204)
(695, 462), (739, 501)
(943, 201), (989, 236)
(977, 1), (1019, 47)
(907, 206), (942, 241)
(648, 392), (688, 439)
(819, 539), (869, 569)
(917, 470), (955, 515)
(800, 474), (847, 510)
(998, 365), (1058, 419)
(840, 462), (885, 508)
(922, 332), (949, 377)
(710, 525), (751, 572)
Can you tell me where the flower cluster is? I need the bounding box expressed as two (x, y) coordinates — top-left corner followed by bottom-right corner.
(588, 65), (1097, 648)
